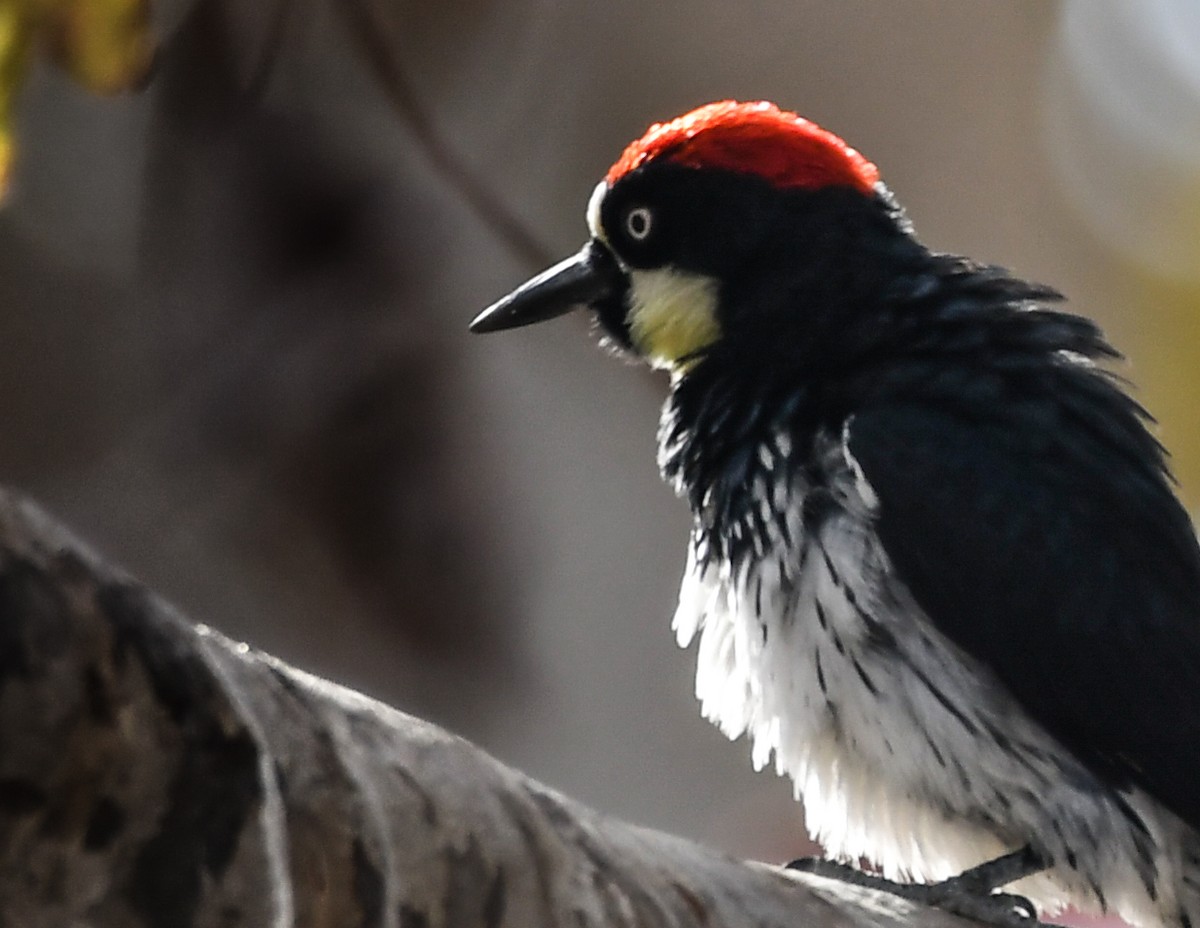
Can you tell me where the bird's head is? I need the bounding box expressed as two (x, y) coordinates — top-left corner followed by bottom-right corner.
(471, 100), (916, 375)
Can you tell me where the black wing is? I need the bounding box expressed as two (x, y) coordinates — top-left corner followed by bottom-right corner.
(847, 386), (1200, 829)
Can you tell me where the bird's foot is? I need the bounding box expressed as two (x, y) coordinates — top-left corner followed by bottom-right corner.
(786, 857), (1042, 928)
(920, 884), (1038, 928)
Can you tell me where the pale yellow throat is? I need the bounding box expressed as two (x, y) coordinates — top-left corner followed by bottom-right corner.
(627, 268), (721, 373)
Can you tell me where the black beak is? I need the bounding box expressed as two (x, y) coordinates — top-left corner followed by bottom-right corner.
(470, 240), (623, 334)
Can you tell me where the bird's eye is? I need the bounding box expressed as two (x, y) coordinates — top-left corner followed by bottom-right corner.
(624, 206), (653, 241)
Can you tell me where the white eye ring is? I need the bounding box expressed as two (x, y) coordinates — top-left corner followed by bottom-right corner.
(625, 206), (653, 241)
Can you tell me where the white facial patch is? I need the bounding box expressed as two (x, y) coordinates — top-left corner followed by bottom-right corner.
(587, 181), (608, 244)
(627, 268), (720, 372)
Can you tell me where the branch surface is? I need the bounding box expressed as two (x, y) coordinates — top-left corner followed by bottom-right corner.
(0, 487), (969, 928)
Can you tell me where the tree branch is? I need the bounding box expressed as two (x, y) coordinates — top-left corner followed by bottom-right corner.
(0, 486), (965, 927)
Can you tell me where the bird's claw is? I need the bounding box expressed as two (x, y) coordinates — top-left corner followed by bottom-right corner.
(785, 858), (1044, 928)
(929, 888), (1039, 928)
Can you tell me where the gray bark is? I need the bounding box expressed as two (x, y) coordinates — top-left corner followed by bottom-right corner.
(0, 487), (966, 927)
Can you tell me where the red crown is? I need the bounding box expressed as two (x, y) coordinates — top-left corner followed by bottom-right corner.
(605, 100), (879, 195)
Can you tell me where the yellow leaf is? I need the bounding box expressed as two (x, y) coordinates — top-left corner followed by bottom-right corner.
(0, 128), (11, 199)
(49, 0), (155, 95)
(0, 0), (156, 198)
(0, 0), (35, 200)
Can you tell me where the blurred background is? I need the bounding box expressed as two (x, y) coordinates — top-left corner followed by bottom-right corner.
(2, 0), (1200, 887)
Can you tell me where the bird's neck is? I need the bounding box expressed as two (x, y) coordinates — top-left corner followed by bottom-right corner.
(658, 358), (824, 547)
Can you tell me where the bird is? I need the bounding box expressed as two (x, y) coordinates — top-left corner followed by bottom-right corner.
(469, 100), (1200, 928)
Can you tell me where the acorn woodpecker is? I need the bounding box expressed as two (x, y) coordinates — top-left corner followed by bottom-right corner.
(470, 101), (1200, 928)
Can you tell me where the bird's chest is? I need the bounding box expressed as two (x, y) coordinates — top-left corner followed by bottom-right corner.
(672, 470), (907, 780)
(664, 422), (1069, 871)
(667, 422), (902, 761)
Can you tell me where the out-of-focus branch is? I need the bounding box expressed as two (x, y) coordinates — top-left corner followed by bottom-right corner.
(334, 0), (555, 269)
(0, 485), (976, 927)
